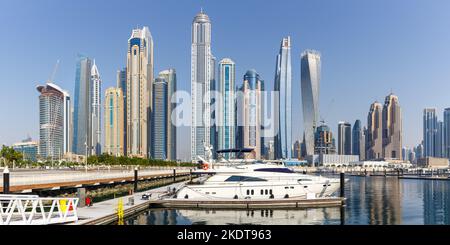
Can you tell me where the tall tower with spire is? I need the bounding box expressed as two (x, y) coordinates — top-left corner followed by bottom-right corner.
(126, 26), (153, 158)
(91, 61), (102, 155)
(191, 10), (214, 161)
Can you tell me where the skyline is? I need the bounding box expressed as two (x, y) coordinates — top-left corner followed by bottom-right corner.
(2, 1), (450, 161)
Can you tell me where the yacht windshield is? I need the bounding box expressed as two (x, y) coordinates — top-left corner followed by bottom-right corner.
(254, 168), (295, 173)
(225, 176), (268, 182)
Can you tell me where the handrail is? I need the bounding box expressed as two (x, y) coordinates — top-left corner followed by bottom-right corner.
(0, 194), (79, 225)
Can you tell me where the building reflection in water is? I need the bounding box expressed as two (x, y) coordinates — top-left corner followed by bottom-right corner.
(123, 176), (450, 225)
(423, 180), (450, 225)
(346, 176), (402, 225)
(125, 208), (341, 225)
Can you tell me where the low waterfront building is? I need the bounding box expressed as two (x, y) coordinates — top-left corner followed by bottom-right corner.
(12, 140), (38, 162)
(283, 159), (308, 166)
(417, 157), (449, 169)
(350, 161), (389, 168)
(312, 154), (359, 167)
(62, 152), (86, 163)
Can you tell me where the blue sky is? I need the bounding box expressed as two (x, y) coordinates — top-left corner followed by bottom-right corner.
(1, 0), (450, 160)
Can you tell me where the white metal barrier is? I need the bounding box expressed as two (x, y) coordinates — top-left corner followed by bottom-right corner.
(0, 194), (79, 225)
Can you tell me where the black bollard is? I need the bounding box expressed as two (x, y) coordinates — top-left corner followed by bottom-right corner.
(3, 167), (10, 194)
(364, 169), (367, 176)
(340, 205), (346, 226)
(173, 168), (176, 182)
(134, 167), (138, 193)
(340, 171), (345, 198)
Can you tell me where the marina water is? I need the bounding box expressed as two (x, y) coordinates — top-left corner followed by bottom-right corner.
(123, 176), (450, 225)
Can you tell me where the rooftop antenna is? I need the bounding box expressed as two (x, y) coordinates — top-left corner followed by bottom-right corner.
(200, 7), (203, 13)
(47, 60), (60, 84)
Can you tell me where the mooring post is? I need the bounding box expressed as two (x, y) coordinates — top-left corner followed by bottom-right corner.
(384, 168), (387, 177)
(340, 205), (346, 225)
(173, 168), (176, 182)
(364, 168), (367, 176)
(189, 169), (192, 182)
(340, 170), (345, 199)
(134, 167), (138, 193)
(3, 166), (10, 194)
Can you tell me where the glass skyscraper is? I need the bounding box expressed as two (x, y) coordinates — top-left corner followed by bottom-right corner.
(423, 108), (437, 157)
(151, 77), (168, 160)
(444, 108), (450, 159)
(72, 54), (92, 155)
(191, 10), (214, 161)
(158, 69), (177, 161)
(37, 83), (70, 160)
(217, 58), (236, 158)
(338, 121), (352, 155)
(274, 36), (292, 160)
(352, 120), (363, 157)
(300, 50), (321, 157)
(117, 68), (127, 155)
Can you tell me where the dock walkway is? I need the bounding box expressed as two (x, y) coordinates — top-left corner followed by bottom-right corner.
(73, 182), (185, 225)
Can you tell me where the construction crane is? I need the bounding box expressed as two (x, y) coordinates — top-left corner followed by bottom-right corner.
(47, 60), (60, 84)
(320, 98), (335, 125)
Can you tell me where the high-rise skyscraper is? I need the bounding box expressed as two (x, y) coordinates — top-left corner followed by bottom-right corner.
(352, 120), (362, 156)
(90, 62), (102, 155)
(37, 83), (70, 160)
(72, 54), (92, 156)
(338, 121), (352, 155)
(367, 102), (383, 159)
(314, 123), (335, 154)
(292, 140), (301, 159)
(415, 143), (424, 160)
(436, 120), (444, 157)
(237, 70), (264, 159)
(360, 126), (367, 160)
(274, 36), (292, 160)
(382, 94), (402, 159)
(104, 87), (124, 156)
(301, 50), (321, 157)
(444, 108), (450, 159)
(191, 10), (214, 161)
(423, 108), (437, 157)
(117, 68), (127, 155)
(217, 58), (236, 158)
(151, 77), (168, 159)
(158, 69), (177, 160)
(126, 26), (153, 158)
(402, 147), (411, 161)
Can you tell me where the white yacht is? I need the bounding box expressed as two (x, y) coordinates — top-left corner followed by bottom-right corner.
(175, 162), (341, 200)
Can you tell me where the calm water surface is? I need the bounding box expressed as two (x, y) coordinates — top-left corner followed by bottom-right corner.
(124, 176), (450, 225)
